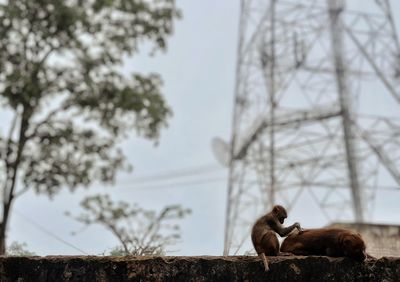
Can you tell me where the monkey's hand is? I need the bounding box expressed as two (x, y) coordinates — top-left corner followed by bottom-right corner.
(294, 222), (303, 232)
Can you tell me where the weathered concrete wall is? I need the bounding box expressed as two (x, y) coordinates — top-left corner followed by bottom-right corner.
(0, 255), (399, 282)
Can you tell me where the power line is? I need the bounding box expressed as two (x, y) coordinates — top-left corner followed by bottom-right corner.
(118, 163), (225, 185)
(121, 174), (400, 192)
(14, 209), (89, 255)
(118, 177), (226, 191)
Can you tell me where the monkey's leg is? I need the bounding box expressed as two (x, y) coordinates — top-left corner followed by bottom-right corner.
(260, 253), (269, 272)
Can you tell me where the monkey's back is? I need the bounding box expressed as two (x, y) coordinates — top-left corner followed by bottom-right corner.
(281, 229), (331, 255)
(281, 228), (358, 256)
(251, 216), (278, 255)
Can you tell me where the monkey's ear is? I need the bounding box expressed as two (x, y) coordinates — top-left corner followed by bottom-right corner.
(272, 206), (279, 214)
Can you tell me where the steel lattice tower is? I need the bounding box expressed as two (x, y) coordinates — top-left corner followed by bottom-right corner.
(223, 0), (400, 255)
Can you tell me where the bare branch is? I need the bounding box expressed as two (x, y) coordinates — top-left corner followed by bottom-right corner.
(13, 187), (30, 199)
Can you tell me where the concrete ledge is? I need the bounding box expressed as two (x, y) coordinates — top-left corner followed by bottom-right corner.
(0, 255), (399, 281)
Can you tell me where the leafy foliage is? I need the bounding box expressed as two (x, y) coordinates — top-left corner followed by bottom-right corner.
(68, 194), (191, 255)
(0, 0), (179, 253)
(6, 241), (36, 256)
(0, 0), (178, 195)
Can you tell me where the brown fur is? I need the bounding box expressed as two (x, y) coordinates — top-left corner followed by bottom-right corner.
(251, 205), (301, 271)
(281, 228), (366, 261)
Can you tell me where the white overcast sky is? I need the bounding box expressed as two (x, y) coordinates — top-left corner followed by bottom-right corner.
(6, 0), (400, 256)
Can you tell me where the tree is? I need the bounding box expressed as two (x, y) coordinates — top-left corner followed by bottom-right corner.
(6, 241), (36, 256)
(68, 194), (190, 255)
(0, 0), (180, 254)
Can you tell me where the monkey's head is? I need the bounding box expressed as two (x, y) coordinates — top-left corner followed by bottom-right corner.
(272, 205), (287, 224)
(340, 232), (366, 261)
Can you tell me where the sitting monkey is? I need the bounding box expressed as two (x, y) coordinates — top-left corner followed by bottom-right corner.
(280, 228), (367, 261)
(251, 205), (302, 271)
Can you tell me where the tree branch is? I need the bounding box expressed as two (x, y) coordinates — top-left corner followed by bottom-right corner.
(2, 110), (20, 201)
(26, 102), (72, 139)
(13, 186), (30, 199)
(1, 106), (32, 253)
(7, 109), (19, 143)
(36, 45), (58, 72)
(105, 223), (129, 254)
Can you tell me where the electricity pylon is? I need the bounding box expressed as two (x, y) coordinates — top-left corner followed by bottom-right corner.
(223, 0), (400, 255)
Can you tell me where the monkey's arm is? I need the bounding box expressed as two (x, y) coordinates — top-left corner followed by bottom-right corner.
(276, 223), (301, 237)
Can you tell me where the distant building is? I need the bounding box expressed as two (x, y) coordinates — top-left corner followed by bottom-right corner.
(328, 222), (400, 258)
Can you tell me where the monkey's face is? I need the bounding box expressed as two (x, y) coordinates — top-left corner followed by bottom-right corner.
(353, 249), (367, 261)
(342, 234), (367, 261)
(346, 246), (366, 261)
(278, 215), (286, 224)
(272, 205), (288, 224)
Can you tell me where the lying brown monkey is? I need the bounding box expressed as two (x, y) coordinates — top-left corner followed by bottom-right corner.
(280, 228), (367, 261)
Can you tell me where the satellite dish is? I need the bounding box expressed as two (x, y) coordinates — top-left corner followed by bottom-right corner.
(211, 137), (230, 167)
